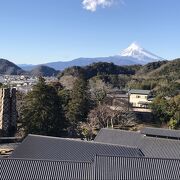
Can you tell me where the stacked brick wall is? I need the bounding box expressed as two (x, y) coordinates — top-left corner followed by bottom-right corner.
(1, 89), (11, 136)
(0, 89), (3, 134)
(10, 88), (17, 129)
(0, 88), (17, 137)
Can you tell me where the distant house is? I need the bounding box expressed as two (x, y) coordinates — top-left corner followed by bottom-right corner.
(106, 89), (154, 115)
(129, 89), (153, 108)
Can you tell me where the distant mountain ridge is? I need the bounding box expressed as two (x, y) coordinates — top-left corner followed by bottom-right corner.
(0, 59), (58, 76)
(18, 64), (34, 71)
(19, 43), (164, 71)
(30, 65), (59, 77)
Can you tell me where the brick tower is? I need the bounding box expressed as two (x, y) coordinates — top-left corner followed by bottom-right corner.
(0, 88), (17, 137)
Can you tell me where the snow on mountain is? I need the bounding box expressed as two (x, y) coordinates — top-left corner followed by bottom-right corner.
(119, 42), (163, 64)
(20, 42), (164, 71)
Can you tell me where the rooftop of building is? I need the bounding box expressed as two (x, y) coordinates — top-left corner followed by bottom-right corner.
(10, 134), (143, 161)
(129, 89), (151, 95)
(94, 128), (180, 159)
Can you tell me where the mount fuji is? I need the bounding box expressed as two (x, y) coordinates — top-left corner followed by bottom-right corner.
(19, 43), (164, 71)
(119, 42), (163, 64)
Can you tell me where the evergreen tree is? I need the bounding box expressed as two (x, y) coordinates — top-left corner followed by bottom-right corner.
(66, 77), (90, 127)
(151, 95), (180, 128)
(21, 77), (66, 136)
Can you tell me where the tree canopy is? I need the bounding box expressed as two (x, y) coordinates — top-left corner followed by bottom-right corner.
(21, 77), (66, 136)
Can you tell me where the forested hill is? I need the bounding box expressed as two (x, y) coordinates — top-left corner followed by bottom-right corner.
(59, 62), (142, 79)
(147, 59), (180, 79)
(128, 59), (180, 96)
(135, 59), (180, 80)
(0, 58), (60, 76)
(135, 60), (168, 75)
(0, 58), (25, 75)
(59, 59), (180, 96)
(30, 65), (59, 77)
(59, 59), (180, 80)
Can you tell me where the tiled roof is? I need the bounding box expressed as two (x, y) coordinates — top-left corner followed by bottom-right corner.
(129, 89), (151, 95)
(139, 136), (180, 159)
(2, 156), (180, 180)
(1, 158), (92, 180)
(10, 134), (143, 161)
(94, 155), (180, 180)
(107, 94), (129, 98)
(3, 132), (180, 179)
(141, 127), (180, 139)
(94, 128), (142, 147)
(94, 128), (180, 159)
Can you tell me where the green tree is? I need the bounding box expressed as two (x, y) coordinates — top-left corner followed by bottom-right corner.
(151, 96), (170, 124)
(58, 88), (71, 122)
(151, 95), (180, 128)
(66, 78), (90, 127)
(168, 95), (180, 129)
(21, 77), (66, 136)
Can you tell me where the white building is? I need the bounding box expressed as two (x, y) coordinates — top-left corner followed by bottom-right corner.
(129, 89), (153, 108)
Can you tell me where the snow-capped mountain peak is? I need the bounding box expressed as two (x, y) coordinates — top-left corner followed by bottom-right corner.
(124, 42), (142, 52)
(119, 42), (163, 63)
(20, 42), (164, 71)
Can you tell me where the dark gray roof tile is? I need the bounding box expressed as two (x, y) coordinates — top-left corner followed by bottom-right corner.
(94, 155), (180, 180)
(10, 134), (143, 161)
(139, 136), (180, 159)
(129, 89), (151, 95)
(6, 131), (180, 179)
(95, 128), (180, 159)
(2, 156), (180, 180)
(94, 128), (142, 147)
(1, 158), (92, 180)
(141, 127), (180, 139)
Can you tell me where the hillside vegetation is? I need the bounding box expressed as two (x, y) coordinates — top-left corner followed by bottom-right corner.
(128, 59), (180, 96)
(18, 59), (180, 138)
(59, 62), (141, 79)
(30, 65), (59, 77)
(59, 59), (180, 95)
(0, 59), (25, 75)
(58, 59), (180, 129)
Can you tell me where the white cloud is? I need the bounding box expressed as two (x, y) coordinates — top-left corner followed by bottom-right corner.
(82, 0), (114, 12)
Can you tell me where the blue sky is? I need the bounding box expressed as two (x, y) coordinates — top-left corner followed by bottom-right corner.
(0, 0), (180, 64)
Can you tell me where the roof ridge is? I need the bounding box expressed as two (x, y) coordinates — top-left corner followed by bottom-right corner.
(95, 154), (180, 161)
(143, 136), (180, 143)
(99, 128), (141, 134)
(27, 134), (141, 149)
(142, 127), (180, 132)
(4, 157), (92, 164)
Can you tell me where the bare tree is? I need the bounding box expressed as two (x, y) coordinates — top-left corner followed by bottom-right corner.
(88, 96), (136, 130)
(112, 110), (136, 129)
(109, 98), (136, 129)
(88, 104), (112, 129)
